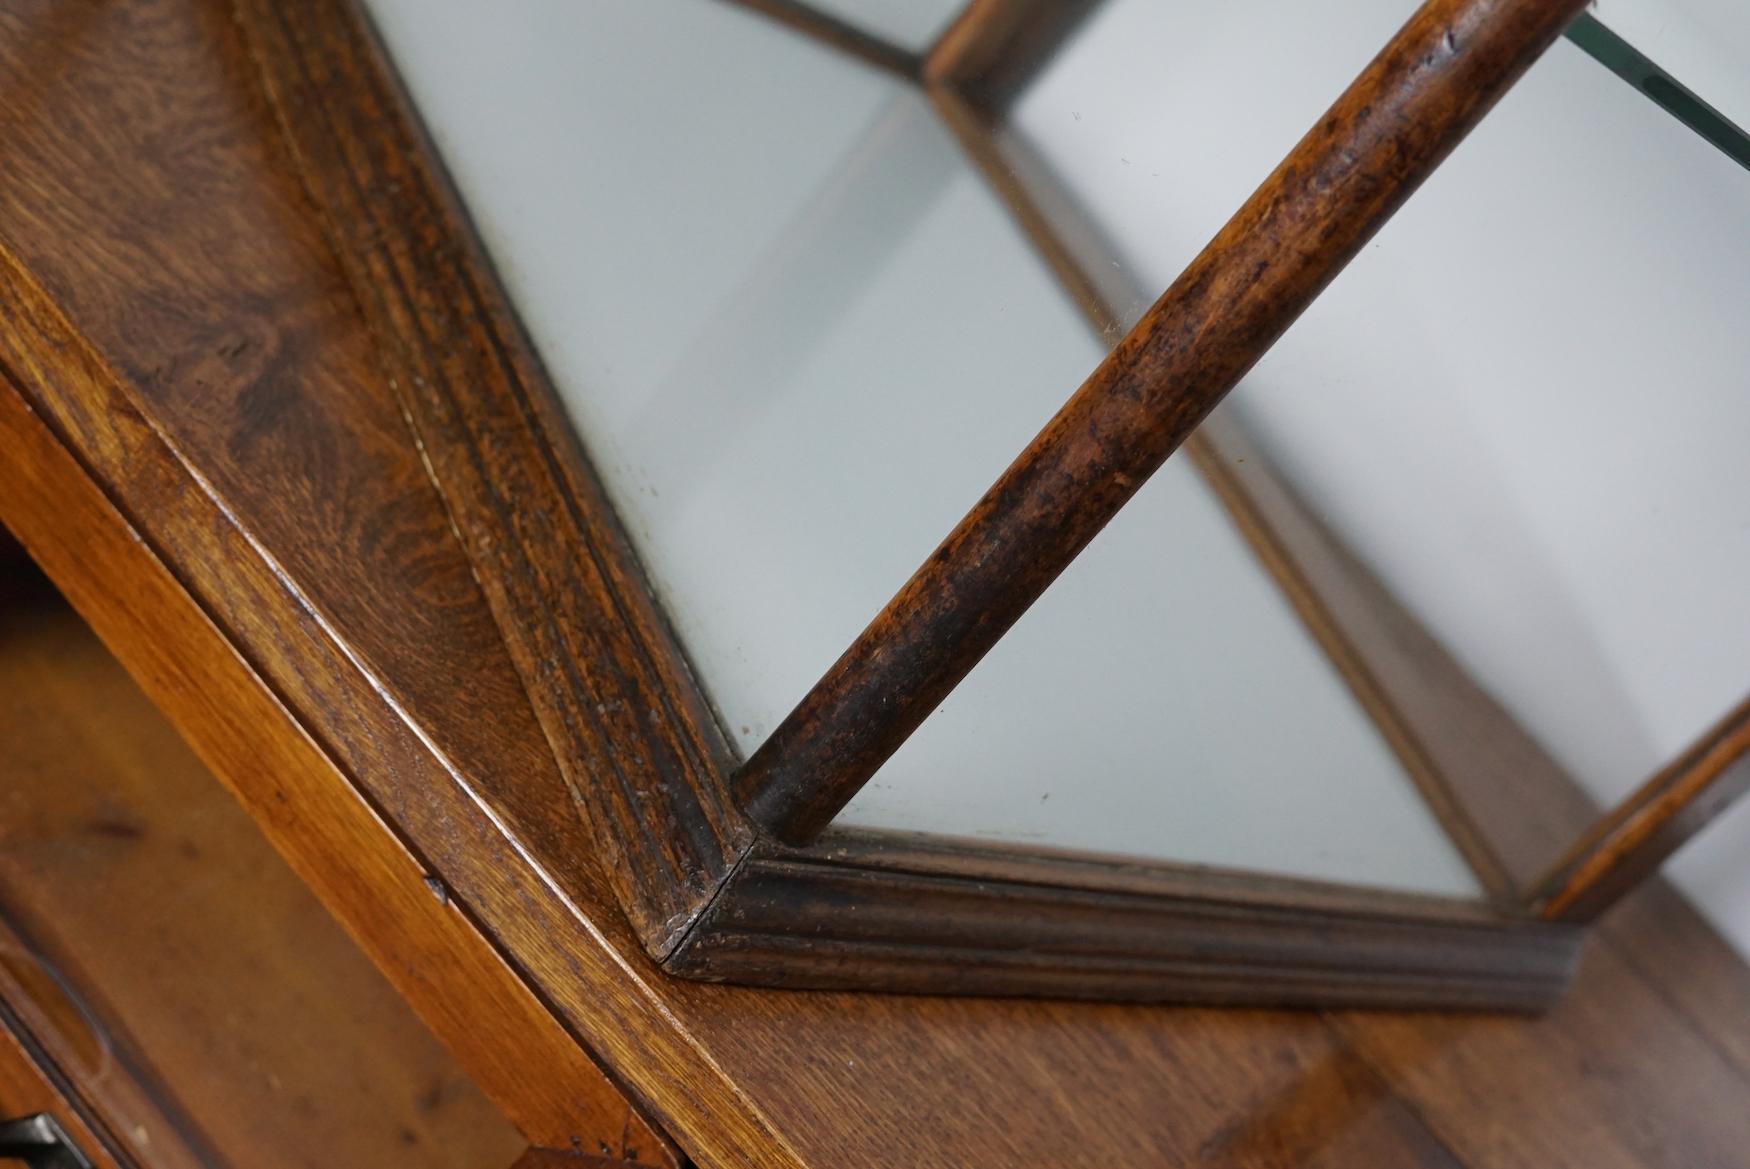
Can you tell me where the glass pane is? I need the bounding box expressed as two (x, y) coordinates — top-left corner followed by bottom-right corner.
(365, 0), (1484, 897)
(0, 561), (521, 1169)
(805, 0), (963, 52)
(1011, 0), (1750, 939)
(1590, 0), (1750, 133)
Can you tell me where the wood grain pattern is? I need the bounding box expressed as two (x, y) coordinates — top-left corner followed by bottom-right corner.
(0, 3), (735, 1161)
(0, 156), (674, 1169)
(734, 0), (1593, 845)
(238, 0), (1585, 1012)
(927, 13), (1535, 904)
(231, 0), (746, 959)
(1533, 697), (1750, 921)
(2, 3), (1748, 1168)
(674, 831), (1579, 1010)
(0, 362), (675, 1167)
(0, 577), (525, 1169)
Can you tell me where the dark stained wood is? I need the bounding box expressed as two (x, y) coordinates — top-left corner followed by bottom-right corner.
(1533, 697), (1750, 922)
(239, 0), (1582, 1012)
(0, 579), (526, 1169)
(0, 4), (745, 1161)
(720, 0), (919, 79)
(674, 830), (1579, 1010)
(0, 368), (676, 1167)
(929, 80), (1529, 904)
(924, 0), (1103, 113)
(2, 2), (1749, 1168)
(733, 0), (1594, 845)
(231, 0), (747, 959)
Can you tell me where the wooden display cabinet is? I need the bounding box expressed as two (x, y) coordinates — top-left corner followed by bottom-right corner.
(1, 0), (1747, 1166)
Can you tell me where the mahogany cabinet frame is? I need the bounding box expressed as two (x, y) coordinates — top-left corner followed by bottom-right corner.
(8, 0), (1733, 1019)
(221, 0), (1750, 1012)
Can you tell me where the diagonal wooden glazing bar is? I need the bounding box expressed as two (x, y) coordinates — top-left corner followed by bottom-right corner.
(1532, 696), (1750, 923)
(733, 0), (1593, 845)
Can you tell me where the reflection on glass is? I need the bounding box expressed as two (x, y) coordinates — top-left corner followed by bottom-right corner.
(802, 0), (964, 52)
(1014, 0), (1750, 930)
(365, 0), (1485, 897)
(1588, 0), (1750, 139)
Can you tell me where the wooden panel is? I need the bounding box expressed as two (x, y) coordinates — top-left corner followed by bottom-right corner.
(675, 832), (1579, 1010)
(237, 0), (1577, 1013)
(734, 0), (1593, 845)
(0, 2), (709, 1162)
(1, 3), (1747, 1169)
(230, 0), (745, 959)
(0, 577), (525, 1169)
(0, 1017), (129, 1169)
(0, 344), (676, 1169)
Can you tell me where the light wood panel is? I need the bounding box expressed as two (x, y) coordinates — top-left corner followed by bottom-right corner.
(0, 571), (525, 1169)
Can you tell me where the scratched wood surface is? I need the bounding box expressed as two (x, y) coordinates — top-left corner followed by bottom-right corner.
(734, 0), (1594, 844)
(0, 2), (1747, 1168)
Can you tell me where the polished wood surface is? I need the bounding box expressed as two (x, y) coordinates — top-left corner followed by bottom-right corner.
(0, 571), (524, 1169)
(733, 0), (1594, 846)
(0, 1), (1747, 1167)
(231, 0), (1581, 1011)
(0, 3), (671, 1159)
(674, 826), (1579, 1009)
(926, 0), (1750, 922)
(231, 0), (747, 960)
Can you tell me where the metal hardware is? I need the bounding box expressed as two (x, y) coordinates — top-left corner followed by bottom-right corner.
(0, 1114), (96, 1169)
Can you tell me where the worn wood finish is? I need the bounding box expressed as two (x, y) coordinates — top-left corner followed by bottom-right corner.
(0, 7), (677, 1155)
(238, 0), (1589, 1010)
(673, 830), (1579, 1009)
(929, 11), (1750, 917)
(1533, 697), (1750, 922)
(231, 0), (746, 959)
(734, 0), (1593, 845)
(924, 0), (1102, 112)
(0, 578), (525, 1169)
(0, 3), (743, 1161)
(0, 367), (676, 1167)
(929, 77), (1525, 904)
(1, 1), (1749, 1166)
